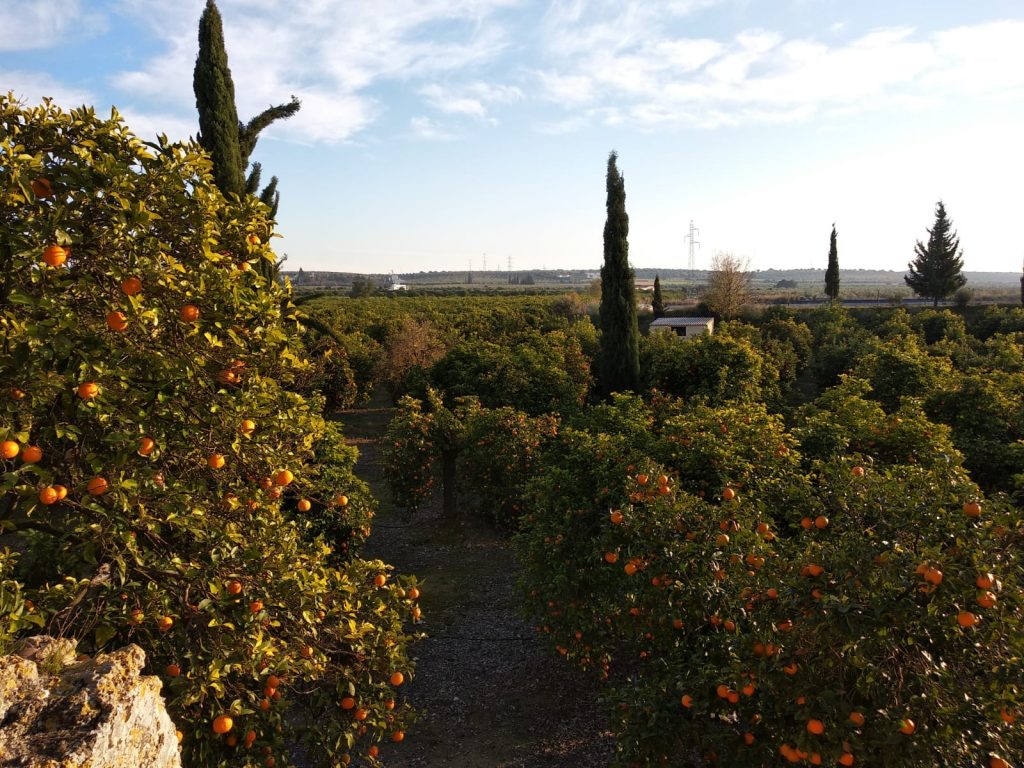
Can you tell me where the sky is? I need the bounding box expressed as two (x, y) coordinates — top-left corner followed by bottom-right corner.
(3, 0), (1024, 275)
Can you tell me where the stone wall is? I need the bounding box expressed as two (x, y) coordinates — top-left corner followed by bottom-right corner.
(0, 636), (181, 767)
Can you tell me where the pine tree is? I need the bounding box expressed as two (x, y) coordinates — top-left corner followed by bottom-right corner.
(824, 223), (840, 302)
(599, 151), (640, 394)
(193, 0), (244, 197)
(652, 274), (665, 318)
(905, 201), (967, 307)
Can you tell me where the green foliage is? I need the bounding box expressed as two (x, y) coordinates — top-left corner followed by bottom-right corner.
(599, 151), (640, 395)
(851, 335), (955, 413)
(0, 98), (417, 767)
(825, 224), (840, 301)
(905, 201), (967, 306)
(652, 275), (665, 319)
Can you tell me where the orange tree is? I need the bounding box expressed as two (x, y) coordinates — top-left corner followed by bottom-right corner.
(514, 390), (1023, 767)
(0, 97), (419, 766)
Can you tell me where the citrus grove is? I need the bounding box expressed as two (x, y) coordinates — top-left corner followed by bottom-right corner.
(0, 96), (419, 766)
(381, 311), (1024, 766)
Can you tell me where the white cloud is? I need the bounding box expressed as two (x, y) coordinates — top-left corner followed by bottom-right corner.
(535, 18), (1024, 131)
(0, 0), (107, 51)
(1, 70), (93, 107)
(410, 115), (458, 140)
(419, 81), (523, 121)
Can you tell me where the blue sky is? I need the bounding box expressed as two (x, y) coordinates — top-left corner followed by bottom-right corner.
(3, 0), (1024, 274)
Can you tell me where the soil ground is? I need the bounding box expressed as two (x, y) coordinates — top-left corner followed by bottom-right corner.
(337, 391), (615, 768)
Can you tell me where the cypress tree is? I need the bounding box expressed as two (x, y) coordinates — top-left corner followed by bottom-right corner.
(652, 274), (665, 318)
(193, 0), (244, 198)
(824, 223), (840, 302)
(905, 201), (967, 307)
(599, 151), (640, 394)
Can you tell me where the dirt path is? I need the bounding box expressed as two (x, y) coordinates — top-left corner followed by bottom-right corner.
(337, 392), (614, 768)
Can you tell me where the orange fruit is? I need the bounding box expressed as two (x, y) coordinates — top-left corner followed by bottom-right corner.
(250, 600), (264, 613)
(273, 469), (294, 486)
(207, 453), (225, 470)
(259, 698), (271, 711)
(765, 588), (779, 599)
(297, 498), (312, 512)
(957, 611), (978, 628)
(77, 382), (99, 399)
(138, 436), (156, 456)
(990, 758), (1009, 768)
(722, 487), (736, 501)
(384, 699), (395, 711)
(54, 484), (68, 500)
(340, 696), (356, 710)
(898, 718), (915, 735)
(977, 591), (997, 609)
(266, 675), (281, 689)
(367, 746), (378, 758)
(636, 473), (649, 485)
(716, 533), (730, 546)
(624, 562), (638, 576)
(923, 568), (943, 585)
(20, 445), (40, 463)
(1, 440), (19, 459)
(374, 574), (387, 587)
(849, 711), (865, 727)
(42, 244), (67, 267)
(31, 177), (54, 198)
(240, 419), (256, 435)
(244, 730), (257, 746)
(681, 694), (693, 708)
(157, 615), (173, 632)
(976, 573), (995, 590)
(38, 486), (59, 505)
(742, 683), (755, 696)
(120, 276), (143, 295)
(179, 304), (200, 323)
(300, 645), (314, 659)
(407, 587), (421, 600)
(963, 501), (982, 518)
(106, 311), (128, 332)
(814, 515), (829, 529)
(1000, 708), (1016, 724)
(335, 494), (349, 507)
(800, 517), (812, 530)
(839, 753), (855, 766)
(604, 551), (618, 564)
(175, 730), (183, 744)
(807, 718), (825, 735)
(87, 477), (109, 496)
(391, 730), (405, 743)
(390, 671), (405, 686)
(783, 663), (799, 675)
(226, 580), (243, 595)
(165, 663), (181, 677)
(851, 466), (865, 477)
(212, 715), (233, 734)
(354, 709), (368, 721)
(609, 510), (624, 524)
(716, 684), (729, 699)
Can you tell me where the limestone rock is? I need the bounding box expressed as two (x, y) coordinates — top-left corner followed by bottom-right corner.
(0, 636), (181, 767)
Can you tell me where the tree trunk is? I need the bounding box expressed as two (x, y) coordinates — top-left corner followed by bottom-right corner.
(441, 449), (457, 517)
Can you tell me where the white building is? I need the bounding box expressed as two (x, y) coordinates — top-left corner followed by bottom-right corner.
(649, 317), (714, 338)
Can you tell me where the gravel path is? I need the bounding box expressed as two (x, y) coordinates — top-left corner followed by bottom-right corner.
(338, 395), (615, 768)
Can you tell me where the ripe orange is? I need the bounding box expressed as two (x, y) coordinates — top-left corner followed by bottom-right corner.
(849, 711), (865, 727)
(207, 453), (226, 470)
(165, 663), (181, 677)
(624, 562), (638, 576)
(297, 498), (311, 512)
(354, 709), (368, 721)
(175, 730), (183, 744)
(340, 696), (356, 710)
(42, 244), (67, 267)
(604, 551), (618, 564)
(179, 304), (200, 323)
(722, 486), (736, 501)
(391, 730), (405, 742)
(157, 616), (173, 632)
(54, 484), (68, 500)
(898, 718), (915, 735)
(390, 671), (405, 686)
(636, 473), (649, 485)
(105, 311), (128, 332)
(800, 517), (813, 530)
(742, 683), (755, 696)
(227, 580), (243, 595)
(814, 515), (829, 529)
(806, 719), (825, 735)
(681, 694), (693, 708)
(374, 574), (387, 587)
(38, 486), (59, 505)
(274, 469), (294, 486)
(87, 476), (109, 496)
(657, 474), (669, 486)
(923, 567), (943, 585)
(335, 494), (349, 507)
(1000, 708), (1016, 724)
(838, 753), (855, 766)
(120, 276), (143, 295)
(138, 436), (156, 456)
(977, 591), (997, 609)
(266, 675), (281, 689)
(244, 730), (257, 746)
(367, 746), (378, 758)
(31, 177), (54, 198)
(716, 684), (729, 699)
(300, 645), (314, 659)
(716, 533), (730, 546)
(976, 572), (995, 590)
(609, 509), (624, 524)
(963, 501), (982, 518)
(990, 757), (1009, 768)
(240, 419), (256, 435)
(407, 587), (421, 600)
(1, 440), (19, 459)
(851, 466), (865, 477)
(212, 715), (233, 734)
(250, 600), (264, 613)
(783, 663), (799, 675)
(957, 610), (978, 628)
(77, 382), (99, 399)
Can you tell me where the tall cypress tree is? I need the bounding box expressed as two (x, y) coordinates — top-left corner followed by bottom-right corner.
(599, 151), (640, 394)
(652, 274), (665, 318)
(193, 0), (299, 215)
(905, 201), (967, 307)
(824, 223), (840, 302)
(193, 0), (244, 197)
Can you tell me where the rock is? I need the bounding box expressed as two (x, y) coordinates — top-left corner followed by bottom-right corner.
(0, 635), (181, 767)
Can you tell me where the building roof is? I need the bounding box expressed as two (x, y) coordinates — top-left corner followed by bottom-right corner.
(650, 317), (714, 326)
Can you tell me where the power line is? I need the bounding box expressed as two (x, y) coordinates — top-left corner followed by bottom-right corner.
(686, 220), (700, 279)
